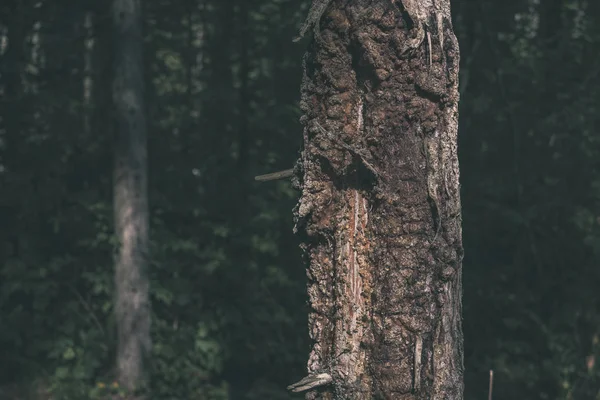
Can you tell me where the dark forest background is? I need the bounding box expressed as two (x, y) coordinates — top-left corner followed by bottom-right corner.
(1, 0), (599, 399)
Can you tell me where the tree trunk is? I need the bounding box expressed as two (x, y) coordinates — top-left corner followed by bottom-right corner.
(292, 1), (463, 399)
(112, 0), (151, 393)
(1, 0), (25, 170)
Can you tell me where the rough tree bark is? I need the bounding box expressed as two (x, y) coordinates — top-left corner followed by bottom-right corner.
(112, 0), (151, 393)
(291, 0), (463, 399)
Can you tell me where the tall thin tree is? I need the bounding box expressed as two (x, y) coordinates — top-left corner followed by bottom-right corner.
(1, 0), (25, 172)
(289, 0), (463, 398)
(112, 0), (151, 393)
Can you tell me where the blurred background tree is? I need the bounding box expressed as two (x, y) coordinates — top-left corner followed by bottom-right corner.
(0, 0), (599, 399)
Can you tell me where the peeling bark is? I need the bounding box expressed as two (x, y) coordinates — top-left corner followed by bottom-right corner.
(293, 0), (463, 398)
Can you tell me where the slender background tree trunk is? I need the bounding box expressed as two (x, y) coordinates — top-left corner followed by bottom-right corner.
(2, 0), (24, 172)
(294, 0), (463, 398)
(112, 0), (151, 393)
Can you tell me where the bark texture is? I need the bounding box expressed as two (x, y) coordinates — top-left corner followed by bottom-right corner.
(112, 0), (151, 392)
(294, 0), (463, 399)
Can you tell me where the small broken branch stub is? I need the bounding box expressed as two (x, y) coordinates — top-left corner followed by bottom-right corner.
(254, 168), (294, 182)
(287, 373), (333, 393)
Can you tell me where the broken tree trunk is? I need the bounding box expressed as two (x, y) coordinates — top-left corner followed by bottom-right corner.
(292, 0), (463, 399)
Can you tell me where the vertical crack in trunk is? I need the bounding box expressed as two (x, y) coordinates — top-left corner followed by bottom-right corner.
(334, 188), (371, 394)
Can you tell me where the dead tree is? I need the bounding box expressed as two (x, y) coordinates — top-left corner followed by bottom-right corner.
(289, 0), (464, 398)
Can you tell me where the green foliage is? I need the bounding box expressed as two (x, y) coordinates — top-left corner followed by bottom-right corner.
(2, 0), (600, 399)
(457, 1), (600, 398)
(3, 0), (309, 398)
